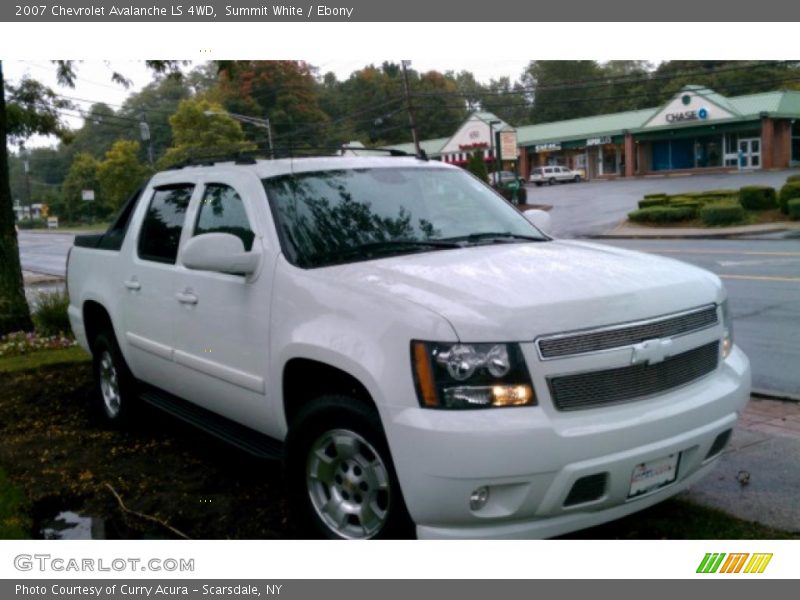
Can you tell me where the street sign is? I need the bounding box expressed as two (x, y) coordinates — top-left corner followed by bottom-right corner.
(81, 189), (95, 202)
(499, 130), (518, 160)
(47, 217), (59, 229)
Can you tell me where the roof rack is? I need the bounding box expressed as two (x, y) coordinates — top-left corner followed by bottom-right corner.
(164, 145), (421, 169)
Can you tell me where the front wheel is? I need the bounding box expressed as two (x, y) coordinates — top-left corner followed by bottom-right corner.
(574, 175), (582, 183)
(548, 177), (556, 186)
(286, 395), (413, 539)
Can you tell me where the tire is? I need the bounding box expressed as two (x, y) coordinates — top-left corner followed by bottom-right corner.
(285, 395), (413, 539)
(91, 330), (138, 425)
(548, 178), (556, 186)
(574, 175), (581, 183)
(534, 182), (543, 187)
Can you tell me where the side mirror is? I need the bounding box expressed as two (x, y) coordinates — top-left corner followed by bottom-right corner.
(523, 209), (552, 236)
(181, 233), (259, 275)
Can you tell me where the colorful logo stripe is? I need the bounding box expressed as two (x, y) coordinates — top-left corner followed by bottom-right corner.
(697, 553), (772, 574)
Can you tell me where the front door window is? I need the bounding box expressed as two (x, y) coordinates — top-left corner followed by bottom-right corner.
(738, 138), (761, 169)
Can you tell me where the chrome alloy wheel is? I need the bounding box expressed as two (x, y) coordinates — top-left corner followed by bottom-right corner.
(306, 428), (391, 539)
(99, 350), (121, 419)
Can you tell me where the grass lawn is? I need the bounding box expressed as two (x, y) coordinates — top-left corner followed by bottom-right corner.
(23, 222), (110, 234)
(0, 346), (89, 374)
(0, 469), (31, 539)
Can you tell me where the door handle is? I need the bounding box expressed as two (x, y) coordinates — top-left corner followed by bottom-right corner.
(123, 279), (141, 291)
(175, 291), (198, 305)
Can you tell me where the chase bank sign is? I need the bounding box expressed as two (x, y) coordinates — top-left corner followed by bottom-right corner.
(665, 107), (709, 123)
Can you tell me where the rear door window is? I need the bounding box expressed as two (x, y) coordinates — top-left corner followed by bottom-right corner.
(138, 185), (194, 264)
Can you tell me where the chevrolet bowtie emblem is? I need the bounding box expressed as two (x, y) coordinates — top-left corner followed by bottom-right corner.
(631, 338), (673, 365)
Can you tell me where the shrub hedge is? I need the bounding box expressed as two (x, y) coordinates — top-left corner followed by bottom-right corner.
(778, 182), (800, 214)
(786, 174), (800, 183)
(32, 290), (72, 338)
(669, 200), (702, 216)
(628, 206), (695, 223)
(700, 203), (745, 226)
(739, 185), (777, 210)
(17, 218), (47, 229)
(638, 196), (670, 208)
(788, 198), (800, 220)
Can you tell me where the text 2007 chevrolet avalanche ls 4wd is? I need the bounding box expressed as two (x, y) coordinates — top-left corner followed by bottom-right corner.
(67, 156), (750, 539)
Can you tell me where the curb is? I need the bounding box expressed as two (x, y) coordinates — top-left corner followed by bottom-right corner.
(751, 388), (800, 403)
(591, 221), (800, 240)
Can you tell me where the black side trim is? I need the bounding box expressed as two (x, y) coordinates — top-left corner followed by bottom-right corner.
(140, 385), (283, 460)
(74, 233), (105, 249)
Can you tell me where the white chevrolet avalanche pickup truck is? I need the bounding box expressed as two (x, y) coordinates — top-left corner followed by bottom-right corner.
(67, 155), (750, 540)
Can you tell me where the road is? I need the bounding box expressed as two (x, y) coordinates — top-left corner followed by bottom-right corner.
(596, 238), (800, 396)
(18, 231), (74, 277)
(531, 169), (797, 238)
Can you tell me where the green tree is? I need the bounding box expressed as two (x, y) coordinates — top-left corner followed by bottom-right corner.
(466, 150), (489, 183)
(118, 74), (194, 164)
(217, 61), (330, 149)
(61, 153), (99, 223)
(97, 140), (153, 214)
(159, 98), (253, 167)
(523, 61), (605, 124)
(65, 103), (131, 161)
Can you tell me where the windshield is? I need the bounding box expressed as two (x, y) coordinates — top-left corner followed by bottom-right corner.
(263, 167), (547, 268)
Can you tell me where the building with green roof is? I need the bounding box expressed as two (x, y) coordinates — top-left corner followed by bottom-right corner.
(518, 85), (800, 179)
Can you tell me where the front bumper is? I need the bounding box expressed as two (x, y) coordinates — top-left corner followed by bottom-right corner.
(385, 346), (750, 539)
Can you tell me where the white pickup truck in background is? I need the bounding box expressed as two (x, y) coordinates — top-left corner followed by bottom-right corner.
(67, 155), (750, 539)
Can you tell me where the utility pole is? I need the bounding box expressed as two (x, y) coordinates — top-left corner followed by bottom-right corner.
(401, 60), (421, 155)
(23, 151), (32, 221)
(265, 116), (274, 159)
(139, 114), (154, 165)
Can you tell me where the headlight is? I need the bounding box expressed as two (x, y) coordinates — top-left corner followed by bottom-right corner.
(411, 341), (535, 409)
(721, 299), (734, 359)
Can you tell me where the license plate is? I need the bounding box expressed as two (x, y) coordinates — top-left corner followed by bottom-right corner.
(628, 453), (680, 498)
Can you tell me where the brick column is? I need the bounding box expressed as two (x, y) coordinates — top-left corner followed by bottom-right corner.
(518, 147), (529, 180)
(624, 132), (635, 177)
(773, 120), (791, 168)
(761, 116), (774, 169)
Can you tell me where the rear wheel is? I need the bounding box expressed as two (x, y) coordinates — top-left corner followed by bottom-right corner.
(548, 177), (556, 186)
(91, 330), (137, 424)
(286, 395), (413, 539)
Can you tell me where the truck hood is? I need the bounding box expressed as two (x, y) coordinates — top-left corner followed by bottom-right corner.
(320, 240), (724, 341)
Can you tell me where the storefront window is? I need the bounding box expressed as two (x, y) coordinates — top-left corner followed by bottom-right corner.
(695, 136), (723, 168)
(602, 145), (620, 174)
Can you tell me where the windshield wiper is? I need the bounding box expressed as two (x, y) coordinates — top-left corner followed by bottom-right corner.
(439, 232), (546, 245)
(320, 239), (462, 263)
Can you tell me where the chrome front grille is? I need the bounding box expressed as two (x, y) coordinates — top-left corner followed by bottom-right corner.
(537, 305), (718, 359)
(548, 341), (719, 411)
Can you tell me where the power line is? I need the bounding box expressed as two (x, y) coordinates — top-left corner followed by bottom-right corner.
(415, 60), (800, 98)
(414, 75), (800, 112)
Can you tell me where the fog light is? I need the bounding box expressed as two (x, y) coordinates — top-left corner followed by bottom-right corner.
(721, 331), (733, 359)
(469, 486), (490, 511)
